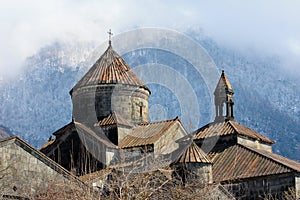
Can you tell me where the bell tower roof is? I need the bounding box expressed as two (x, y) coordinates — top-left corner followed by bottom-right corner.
(70, 43), (149, 95)
(214, 70), (235, 121)
(214, 70), (234, 95)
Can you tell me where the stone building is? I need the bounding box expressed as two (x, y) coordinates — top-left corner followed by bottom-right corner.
(40, 120), (117, 176)
(40, 41), (190, 177)
(171, 142), (213, 185)
(0, 136), (82, 199)
(39, 40), (300, 199)
(194, 71), (300, 199)
(70, 42), (151, 128)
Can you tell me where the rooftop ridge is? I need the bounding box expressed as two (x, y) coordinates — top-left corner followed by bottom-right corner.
(229, 120), (274, 144)
(193, 120), (274, 144)
(118, 117), (180, 148)
(139, 116), (179, 126)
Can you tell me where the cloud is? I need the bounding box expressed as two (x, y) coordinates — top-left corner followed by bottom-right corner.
(0, 0), (300, 79)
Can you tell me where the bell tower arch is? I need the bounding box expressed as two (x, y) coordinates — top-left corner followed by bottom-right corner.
(214, 70), (234, 121)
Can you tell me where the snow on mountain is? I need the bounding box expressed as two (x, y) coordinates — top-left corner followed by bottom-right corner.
(0, 34), (299, 161)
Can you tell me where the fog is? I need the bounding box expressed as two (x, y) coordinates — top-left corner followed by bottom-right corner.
(1, 0), (300, 78)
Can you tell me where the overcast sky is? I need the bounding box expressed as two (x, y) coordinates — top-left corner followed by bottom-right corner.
(1, 0), (300, 78)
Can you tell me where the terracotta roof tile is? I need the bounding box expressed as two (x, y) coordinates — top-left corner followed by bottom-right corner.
(71, 44), (149, 93)
(174, 142), (211, 164)
(214, 70), (234, 94)
(118, 118), (180, 148)
(193, 120), (274, 144)
(96, 111), (134, 127)
(210, 144), (299, 182)
(246, 146), (300, 172)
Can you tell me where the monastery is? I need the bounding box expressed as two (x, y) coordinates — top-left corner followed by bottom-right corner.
(1, 36), (300, 199)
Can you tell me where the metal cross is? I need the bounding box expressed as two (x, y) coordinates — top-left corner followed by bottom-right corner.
(108, 29), (113, 45)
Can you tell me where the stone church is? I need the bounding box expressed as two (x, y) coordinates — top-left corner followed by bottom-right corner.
(37, 38), (300, 199)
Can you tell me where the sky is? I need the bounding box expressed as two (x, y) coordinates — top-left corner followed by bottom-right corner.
(1, 0), (300, 78)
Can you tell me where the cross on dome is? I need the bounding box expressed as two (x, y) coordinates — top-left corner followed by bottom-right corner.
(108, 29), (113, 45)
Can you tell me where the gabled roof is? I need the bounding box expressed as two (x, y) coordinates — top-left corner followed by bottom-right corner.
(214, 70), (234, 95)
(210, 144), (300, 182)
(96, 111), (134, 128)
(193, 120), (274, 144)
(40, 121), (117, 153)
(75, 121), (117, 149)
(174, 142), (211, 164)
(71, 44), (149, 94)
(0, 136), (76, 178)
(118, 117), (183, 148)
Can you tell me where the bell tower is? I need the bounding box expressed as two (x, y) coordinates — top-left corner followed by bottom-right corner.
(214, 70), (234, 121)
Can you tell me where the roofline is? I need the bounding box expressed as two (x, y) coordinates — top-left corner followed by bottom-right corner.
(192, 120), (275, 144)
(74, 121), (118, 149)
(53, 121), (74, 136)
(119, 117), (181, 148)
(241, 144), (300, 173)
(219, 171), (297, 183)
(0, 136), (83, 183)
(70, 83), (151, 96)
(139, 116), (179, 126)
(70, 44), (151, 95)
(228, 121), (274, 144)
(212, 144), (300, 182)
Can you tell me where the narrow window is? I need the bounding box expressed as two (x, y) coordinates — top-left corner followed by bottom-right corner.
(139, 104), (143, 118)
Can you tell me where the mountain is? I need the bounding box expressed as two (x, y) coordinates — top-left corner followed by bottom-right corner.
(0, 33), (299, 161)
(0, 125), (14, 138)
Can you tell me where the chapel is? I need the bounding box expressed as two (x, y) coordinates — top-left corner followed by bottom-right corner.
(40, 37), (300, 199)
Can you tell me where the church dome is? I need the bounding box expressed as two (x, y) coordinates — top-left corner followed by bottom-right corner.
(71, 43), (150, 126)
(70, 44), (149, 94)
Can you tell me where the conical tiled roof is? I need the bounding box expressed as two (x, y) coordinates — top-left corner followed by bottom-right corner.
(71, 44), (149, 93)
(174, 142), (212, 164)
(214, 70), (234, 94)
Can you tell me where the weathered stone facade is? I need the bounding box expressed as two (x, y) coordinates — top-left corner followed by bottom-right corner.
(153, 120), (186, 156)
(173, 163), (213, 185)
(72, 84), (150, 127)
(0, 137), (76, 198)
(237, 135), (272, 152)
(224, 173), (298, 199)
(296, 175), (300, 199)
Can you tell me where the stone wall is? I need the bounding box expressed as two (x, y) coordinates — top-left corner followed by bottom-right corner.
(237, 135), (272, 152)
(186, 163), (213, 184)
(296, 174), (300, 199)
(154, 121), (186, 156)
(224, 173), (297, 199)
(118, 126), (134, 144)
(72, 84), (150, 126)
(0, 138), (73, 198)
